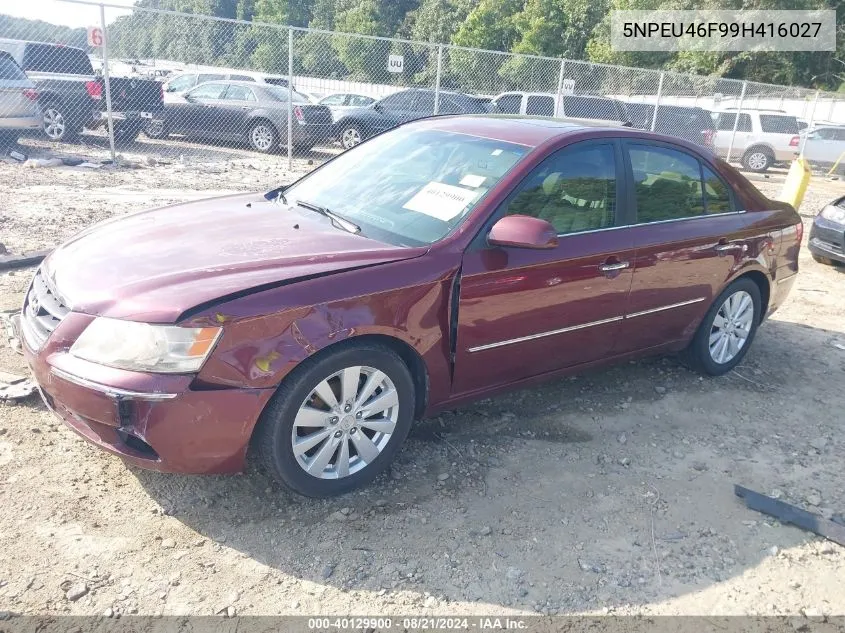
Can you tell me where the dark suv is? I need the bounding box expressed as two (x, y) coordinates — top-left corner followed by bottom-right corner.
(625, 103), (715, 148)
(0, 38), (163, 143)
(333, 88), (493, 149)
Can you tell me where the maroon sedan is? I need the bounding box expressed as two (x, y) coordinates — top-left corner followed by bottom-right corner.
(20, 116), (801, 497)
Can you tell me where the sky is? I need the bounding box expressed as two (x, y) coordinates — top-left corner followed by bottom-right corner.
(0, 0), (135, 28)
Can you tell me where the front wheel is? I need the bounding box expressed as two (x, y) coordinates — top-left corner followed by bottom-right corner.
(41, 103), (77, 142)
(682, 278), (761, 376)
(252, 342), (415, 497)
(144, 119), (168, 139)
(339, 123), (364, 150)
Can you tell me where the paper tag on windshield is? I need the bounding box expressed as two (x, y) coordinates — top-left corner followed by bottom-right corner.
(460, 174), (486, 188)
(402, 182), (478, 221)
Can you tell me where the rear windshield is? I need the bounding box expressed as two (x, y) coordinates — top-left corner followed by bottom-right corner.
(264, 85), (309, 103)
(565, 96), (619, 120)
(760, 114), (799, 134)
(0, 51), (27, 80)
(658, 106), (714, 130)
(21, 43), (93, 75)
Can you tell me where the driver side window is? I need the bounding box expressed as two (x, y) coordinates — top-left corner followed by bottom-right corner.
(188, 83), (227, 100)
(503, 144), (618, 235)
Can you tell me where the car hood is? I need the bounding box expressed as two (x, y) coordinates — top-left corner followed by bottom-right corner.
(43, 192), (425, 322)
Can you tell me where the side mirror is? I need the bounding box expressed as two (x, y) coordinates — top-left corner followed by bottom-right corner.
(488, 215), (558, 250)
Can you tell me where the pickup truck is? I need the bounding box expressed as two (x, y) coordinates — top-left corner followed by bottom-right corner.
(0, 38), (163, 143)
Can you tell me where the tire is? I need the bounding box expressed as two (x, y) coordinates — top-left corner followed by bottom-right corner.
(742, 147), (773, 172)
(252, 342), (415, 497)
(682, 278), (762, 376)
(339, 123), (364, 150)
(144, 119), (168, 139)
(41, 102), (78, 143)
(113, 121), (143, 145)
(247, 119), (277, 153)
(812, 253), (835, 266)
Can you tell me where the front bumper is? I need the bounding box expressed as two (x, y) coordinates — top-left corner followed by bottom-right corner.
(22, 311), (275, 474)
(808, 215), (845, 264)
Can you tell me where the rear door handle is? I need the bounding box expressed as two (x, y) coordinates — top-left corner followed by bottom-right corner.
(599, 261), (630, 272)
(715, 242), (748, 254)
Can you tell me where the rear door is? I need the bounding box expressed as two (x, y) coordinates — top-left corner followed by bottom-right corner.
(453, 140), (636, 394)
(614, 141), (747, 354)
(0, 52), (38, 119)
(714, 112), (753, 157)
(216, 84), (257, 140)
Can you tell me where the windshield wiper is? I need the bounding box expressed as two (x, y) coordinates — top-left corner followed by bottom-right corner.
(295, 199), (361, 234)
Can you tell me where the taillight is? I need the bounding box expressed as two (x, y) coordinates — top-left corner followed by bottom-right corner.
(293, 105), (304, 122)
(159, 83), (164, 100)
(789, 135), (799, 147)
(702, 129), (715, 146)
(796, 220), (804, 243)
(85, 80), (102, 100)
(22, 88), (38, 101)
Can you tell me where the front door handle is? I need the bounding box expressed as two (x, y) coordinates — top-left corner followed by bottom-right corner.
(599, 261), (630, 272)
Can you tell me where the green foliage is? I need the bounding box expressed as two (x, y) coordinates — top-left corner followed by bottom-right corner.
(0, 14), (87, 50)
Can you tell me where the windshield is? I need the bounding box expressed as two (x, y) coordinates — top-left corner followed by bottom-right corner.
(283, 128), (528, 246)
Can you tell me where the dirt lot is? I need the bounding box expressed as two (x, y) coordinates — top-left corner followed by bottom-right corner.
(1, 140), (844, 618)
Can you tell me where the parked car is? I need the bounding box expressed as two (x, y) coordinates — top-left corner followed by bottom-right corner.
(492, 91), (630, 126)
(145, 81), (333, 153)
(800, 125), (845, 172)
(162, 71), (293, 96)
(19, 116), (801, 497)
(318, 92), (377, 122)
(712, 109), (800, 172)
(809, 195), (845, 266)
(625, 103), (715, 148)
(333, 88), (493, 149)
(0, 38), (163, 143)
(0, 50), (42, 146)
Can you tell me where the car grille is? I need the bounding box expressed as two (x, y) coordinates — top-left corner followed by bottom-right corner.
(20, 268), (70, 350)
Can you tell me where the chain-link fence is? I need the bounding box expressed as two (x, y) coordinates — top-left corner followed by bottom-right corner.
(0, 0), (842, 176)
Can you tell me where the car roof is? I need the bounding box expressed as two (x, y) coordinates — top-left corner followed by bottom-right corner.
(719, 108), (796, 116)
(408, 114), (664, 148)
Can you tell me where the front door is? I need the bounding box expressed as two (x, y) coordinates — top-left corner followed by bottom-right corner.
(453, 140), (635, 395)
(172, 82), (227, 136)
(614, 141), (748, 354)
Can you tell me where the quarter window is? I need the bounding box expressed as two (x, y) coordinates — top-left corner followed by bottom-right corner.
(165, 74), (195, 93)
(504, 144), (617, 235)
(702, 165), (733, 214)
(759, 115), (799, 134)
(526, 95), (555, 116)
(495, 94), (522, 114)
(629, 145), (705, 222)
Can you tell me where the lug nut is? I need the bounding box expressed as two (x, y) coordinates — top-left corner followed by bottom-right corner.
(350, 427), (357, 434)
(334, 430), (342, 438)
(355, 411), (363, 419)
(344, 403), (352, 412)
(330, 416), (339, 424)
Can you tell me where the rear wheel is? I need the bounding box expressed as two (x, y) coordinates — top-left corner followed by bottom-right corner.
(41, 103), (78, 142)
(682, 278), (761, 376)
(113, 121), (143, 145)
(248, 120), (277, 153)
(252, 342), (415, 497)
(144, 119), (168, 139)
(742, 148), (773, 172)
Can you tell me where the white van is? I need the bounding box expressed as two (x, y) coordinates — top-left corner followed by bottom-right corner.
(492, 92), (630, 125)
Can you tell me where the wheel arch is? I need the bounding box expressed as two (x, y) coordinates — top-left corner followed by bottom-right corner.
(725, 267), (771, 323)
(743, 143), (776, 158)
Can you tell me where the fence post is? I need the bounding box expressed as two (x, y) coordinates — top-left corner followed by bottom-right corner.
(800, 90), (820, 156)
(555, 59), (565, 116)
(287, 27), (293, 170)
(433, 44), (443, 114)
(650, 72), (664, 132)
(99, 3), (116, 163)
(725, 80), (747, 164)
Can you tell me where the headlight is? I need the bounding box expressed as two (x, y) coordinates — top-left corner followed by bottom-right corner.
(820, 204), (845, 224)
(70, 317), (221, 373)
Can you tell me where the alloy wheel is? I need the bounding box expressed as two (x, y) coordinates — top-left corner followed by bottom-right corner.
(708, 290), (754, 364)
(43, 108), (66, 141)
(250, 124), (274, 152)
(341, 127), (361, 149)
(747, 152), (768, 171)
(291, 365), (399, 479)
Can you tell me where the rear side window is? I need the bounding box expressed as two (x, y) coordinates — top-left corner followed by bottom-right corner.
(716, 113), (752, 132)
(702, 165), (734, 214)
(759, 114), (799, 134)
(22, 44), (93, 75)
(262, 77), (289, 86)
(495, 94), (522, 114)
(629, 145), (705, 222)
(565, 96), (618, 120)
(165, 74), (195, 92)
(0, 52), (27, 80)
(224, 85), (256, 101)
(229, 74), (253, 82)
(188, 82), (227, 100)
(526, 95), (554, 116)
(658, 107), (714, 130)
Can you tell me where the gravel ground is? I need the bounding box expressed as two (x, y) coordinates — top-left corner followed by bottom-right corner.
(1, 143), (845, 618)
